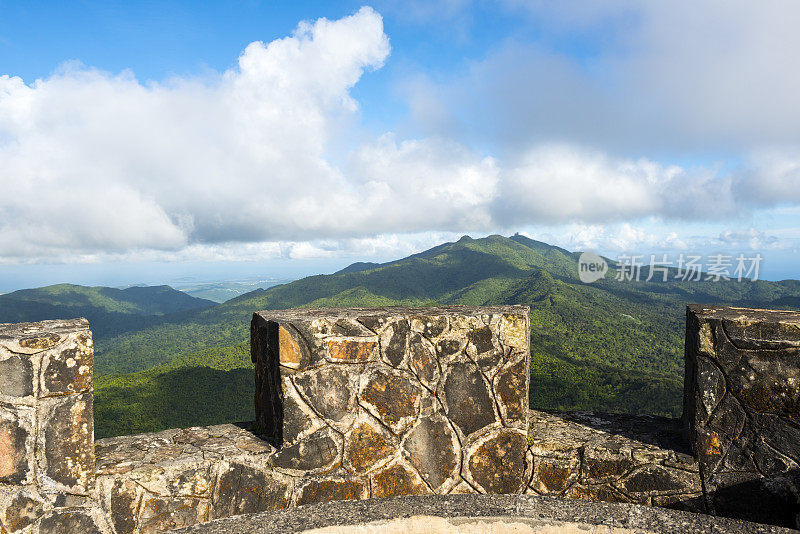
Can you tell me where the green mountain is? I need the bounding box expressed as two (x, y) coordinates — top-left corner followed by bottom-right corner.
(0, 284), (215, 337)
(90, 234), (800, 438)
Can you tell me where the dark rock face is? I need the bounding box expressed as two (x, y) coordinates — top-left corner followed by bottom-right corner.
(380, 319), (409, 367)
(38, 510), (103, 534)
(494, 356), (527, 426)
(360, 368), (421, 433)
(401, 416), (459, 491)
(293, 366), (354, 423)
(684, 305), (800, 528)
(468, 432), (527, 493)
(271, 427), (340, 472)
(0, 355), (33, 398)
(408, 333), (438, 387)
(444, 360), (495, 436)
(212, 463), (289, 519)
(3, 491), (43, 531)
(41, 392), (94, 490)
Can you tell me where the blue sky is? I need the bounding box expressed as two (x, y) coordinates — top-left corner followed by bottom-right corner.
(1, 1), (799, 290)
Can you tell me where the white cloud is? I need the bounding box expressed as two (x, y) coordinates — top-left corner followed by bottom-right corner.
(0, 7), (392, 258)
(412, 0), (800, 152)
(1, 5), (799, 265)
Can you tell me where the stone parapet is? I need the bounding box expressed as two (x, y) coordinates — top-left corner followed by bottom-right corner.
(87, 410), (706, 533)
(251, 306), (531, 496)
(3, 305), (800, 532)
(0, 319), (107, 532)
(525, 411), (702, 511)
(684, 305), (800, 527)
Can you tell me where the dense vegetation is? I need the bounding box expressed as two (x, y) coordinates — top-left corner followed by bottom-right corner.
(0, 284), (214, 337)
(4, 235), (798, 439)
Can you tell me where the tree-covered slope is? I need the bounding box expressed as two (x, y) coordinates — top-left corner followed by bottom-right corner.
(0, 284), (215, 338)
(88, 234), (800, 437)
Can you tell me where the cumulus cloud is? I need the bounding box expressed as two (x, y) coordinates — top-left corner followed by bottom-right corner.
(0, 7), (392, 258)
(1, 5), (799, 264)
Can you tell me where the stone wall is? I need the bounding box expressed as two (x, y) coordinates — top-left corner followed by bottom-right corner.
(1, 305), (799, 533)
(250, 306), (531, 496)
(684, 305), (800, 527)
(0, 319), (108, 532)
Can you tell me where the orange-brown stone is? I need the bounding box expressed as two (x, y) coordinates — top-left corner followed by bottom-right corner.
(324, 338), (376, 362)
(361, 369), (420, 433)
(296, 479), (365, 506)
(370, 462), (427, 498)
(279, 326), (302, 368)
(345, 422), (394, 473)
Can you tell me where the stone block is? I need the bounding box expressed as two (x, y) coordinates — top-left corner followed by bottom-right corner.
(0, 319), (94, 498)
(0, 404), (35, 485)
(252, 306), (530, 495)
(36, 392), (94, 493)
(684, 305), (800, 528)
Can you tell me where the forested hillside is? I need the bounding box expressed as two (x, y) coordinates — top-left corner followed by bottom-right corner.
(88, 234), (800, 438)
(0, 284), (215, 337)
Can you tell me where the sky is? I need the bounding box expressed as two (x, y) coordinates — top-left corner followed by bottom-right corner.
(1, 0), (799, 290)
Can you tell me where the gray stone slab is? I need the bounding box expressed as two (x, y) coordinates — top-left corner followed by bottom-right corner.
(170, 494), (796, 533)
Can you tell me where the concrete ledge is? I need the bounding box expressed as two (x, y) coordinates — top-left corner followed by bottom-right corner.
(171, 494), (795, 534)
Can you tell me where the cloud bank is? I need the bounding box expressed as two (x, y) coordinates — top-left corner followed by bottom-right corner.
(1, 4), (799, 263)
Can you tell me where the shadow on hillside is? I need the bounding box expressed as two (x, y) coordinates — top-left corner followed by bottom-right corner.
(94, 366), (254, 439)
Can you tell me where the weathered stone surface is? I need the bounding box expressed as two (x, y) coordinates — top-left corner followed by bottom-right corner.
(38, 392), (94, 492)
(105, 479), (142, 534)
(0, 406), (33, 485)
(527, 410), (702, 512)
(410, 315), (448, 339)
(277, 325), (307, 370)
(1, 489), (44, 532)
(467, 431), (528, 494)
(251, 305), (530, 512)
(40, 331), (93, 396)
(344, 420), (395, 473)
(360, 368), (421, 434)
(280, 385), (322, 445)
(270, 427), (341, 473)
(0, 319), (94, 497)
(401, 415), (459, 491)
(292, 366), (355, 425)
(443, 360), (495, 437)
(407, 333), (439, 388)
(37, 509), (104, 534)
(370, 461), (428, 498)
(0, 320), (84, 355)
(138, 495), (209, 533)
(295, 478), (366, 506)
(173, 494), (799, 534)
(530, 456), (579, 494)
(494, 355), (527, 428)
(685, 305), (800, 528)
(378, 320), (407, 368)
(0, 354), (34, 399)
(323, 338), (377, 363)
(212, 462), (289, 520)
